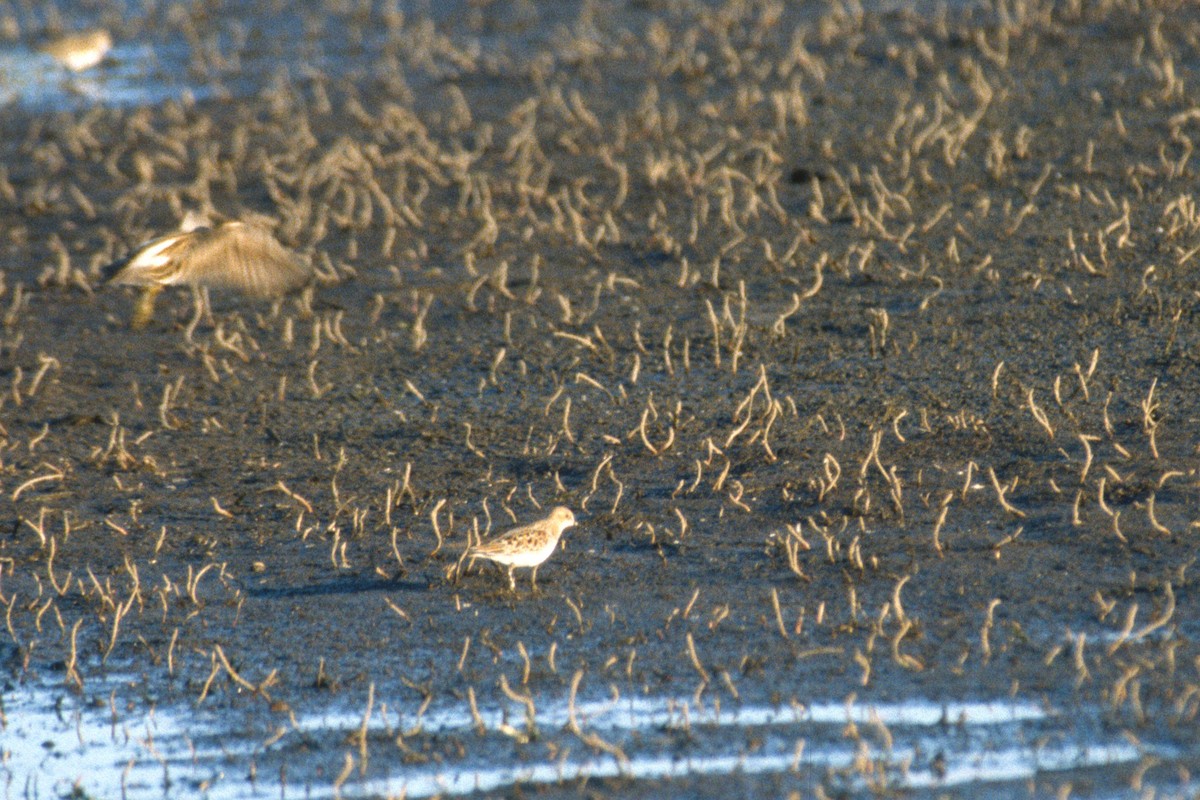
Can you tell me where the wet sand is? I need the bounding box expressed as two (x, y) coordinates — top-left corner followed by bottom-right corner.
(2, 1), (1200, 796)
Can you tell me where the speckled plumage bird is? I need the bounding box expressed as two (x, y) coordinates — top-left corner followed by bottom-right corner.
(105, 220), (313, 327)
(467, 507), (577, 591)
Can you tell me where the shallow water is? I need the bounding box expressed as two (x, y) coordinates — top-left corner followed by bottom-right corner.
(1, 673), (1159, 799)
(0, 40), (202, 111)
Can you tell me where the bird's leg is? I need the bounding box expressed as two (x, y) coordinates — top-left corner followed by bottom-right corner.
(530, 567), (540, 594)
(131, 285), (162, 329)
(506, 566), (516, 592)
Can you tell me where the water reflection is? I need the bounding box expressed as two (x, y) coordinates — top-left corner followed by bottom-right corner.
(0, 38), (203, 111)
(1, 674), (1160, 799)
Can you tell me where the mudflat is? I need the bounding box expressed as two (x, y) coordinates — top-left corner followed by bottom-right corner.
(2, 2), (1199, 797)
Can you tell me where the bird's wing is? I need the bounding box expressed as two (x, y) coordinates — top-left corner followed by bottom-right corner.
(471, 525), (529, 555)
(103, 231), (199, 286)
(185, 224), (313, 297)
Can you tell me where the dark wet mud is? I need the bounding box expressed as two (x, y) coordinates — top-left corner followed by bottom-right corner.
(3, 1), (1200, 797)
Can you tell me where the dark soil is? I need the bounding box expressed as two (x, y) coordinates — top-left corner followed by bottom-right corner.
(2, 1), (1200, 796)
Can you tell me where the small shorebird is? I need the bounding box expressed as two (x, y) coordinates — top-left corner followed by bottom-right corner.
(466, 507), (577, 591)
(105, 219), (313, 328)
(39, 29), (112, 72)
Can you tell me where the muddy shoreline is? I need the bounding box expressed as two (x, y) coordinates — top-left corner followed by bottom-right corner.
(3, 1), (1200, 797)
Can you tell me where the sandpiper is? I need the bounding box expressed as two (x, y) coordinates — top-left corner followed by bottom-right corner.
(467, 507), (577, 591)
(39, 29), (112, 72)
(105, 219), (313, 327)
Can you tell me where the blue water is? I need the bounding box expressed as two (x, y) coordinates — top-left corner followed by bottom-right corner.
(0, 39), (201, 111)
(1, 670), (1164, 799)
